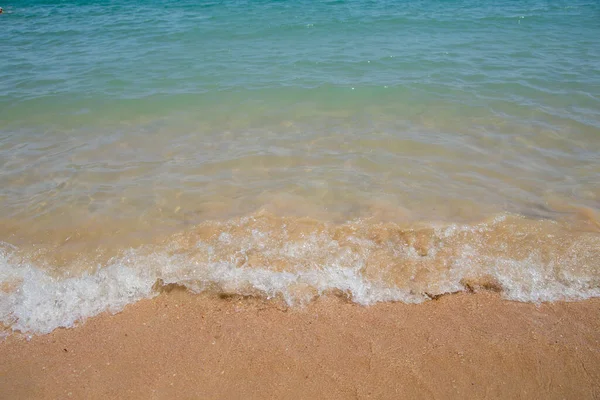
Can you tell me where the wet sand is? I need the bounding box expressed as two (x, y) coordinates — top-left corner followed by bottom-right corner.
(1, 291), (599, 399)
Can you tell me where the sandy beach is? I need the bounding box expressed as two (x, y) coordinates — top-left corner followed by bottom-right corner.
(2, 291), (599, 399)
(2, 1), (600, 399)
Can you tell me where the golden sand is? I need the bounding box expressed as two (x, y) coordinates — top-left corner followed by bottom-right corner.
(1, 291), (599, 399)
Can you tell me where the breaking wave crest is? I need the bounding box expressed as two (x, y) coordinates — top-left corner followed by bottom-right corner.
(1, 211), (599, 334)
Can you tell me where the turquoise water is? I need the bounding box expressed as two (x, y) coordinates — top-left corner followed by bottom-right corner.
(2, 0), (599, 127)
(2, 0), (599, 222)
(1, 1), (600, 333)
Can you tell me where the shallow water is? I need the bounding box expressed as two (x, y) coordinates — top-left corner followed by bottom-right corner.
(1, 0), (599, 333)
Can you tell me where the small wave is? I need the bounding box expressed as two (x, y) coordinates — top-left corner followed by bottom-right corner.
(1, 212), (599, 334)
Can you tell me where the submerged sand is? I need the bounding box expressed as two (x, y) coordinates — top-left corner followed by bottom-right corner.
(1, 291), (599, 399)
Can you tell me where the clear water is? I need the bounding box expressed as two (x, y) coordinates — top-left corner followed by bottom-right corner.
(0, 0), (599, 334)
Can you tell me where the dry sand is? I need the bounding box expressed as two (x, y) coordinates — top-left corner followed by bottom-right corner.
(1, 291), (599, 399)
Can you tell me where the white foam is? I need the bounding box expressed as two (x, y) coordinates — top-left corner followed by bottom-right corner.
(489, 254), (600, 303)
(1, 217), (599, 335)
(0, 244), (422, 335)
(0, 248), (157, 334)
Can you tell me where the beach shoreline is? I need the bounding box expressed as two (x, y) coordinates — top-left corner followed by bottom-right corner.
(2, 1), (600, 399)
(2, 291), (599, 399)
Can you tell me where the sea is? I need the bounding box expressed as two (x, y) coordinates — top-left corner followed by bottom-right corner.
(0, 0), (599, 334)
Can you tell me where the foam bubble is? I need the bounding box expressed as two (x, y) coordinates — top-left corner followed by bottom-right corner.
(1, 213), (599, 334)
(0, 247), (157, 334)
(0, 245), (420, 334)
